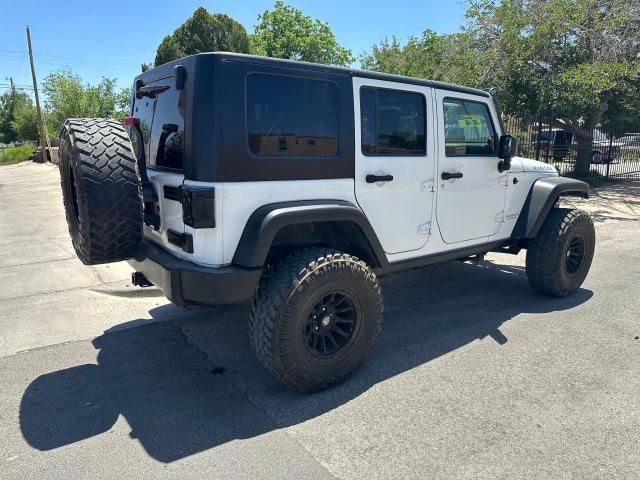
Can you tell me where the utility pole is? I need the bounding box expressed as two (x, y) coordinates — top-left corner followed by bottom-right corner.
(9, 77), (16, 102)
(26, 26), (48, 162)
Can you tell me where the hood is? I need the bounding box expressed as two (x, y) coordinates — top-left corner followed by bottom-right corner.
(511, 156), (559, 174)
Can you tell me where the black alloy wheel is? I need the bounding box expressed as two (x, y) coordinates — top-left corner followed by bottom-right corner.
(305, 291), (359, 356)
(564, 235), (586, 275)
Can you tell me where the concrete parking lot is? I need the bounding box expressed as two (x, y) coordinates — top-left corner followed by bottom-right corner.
(0, 162), (638, 479)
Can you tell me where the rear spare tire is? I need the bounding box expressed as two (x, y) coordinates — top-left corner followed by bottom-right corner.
(59, 118), (143, 265)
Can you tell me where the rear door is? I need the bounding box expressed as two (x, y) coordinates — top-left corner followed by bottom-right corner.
(131, 77), (187, 256)
(353, 77), (436, 254)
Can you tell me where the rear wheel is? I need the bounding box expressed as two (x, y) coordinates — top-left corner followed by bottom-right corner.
(526, 208), (595, 297)
(59, 118), (143, 265)
(249, 248), (383, 391)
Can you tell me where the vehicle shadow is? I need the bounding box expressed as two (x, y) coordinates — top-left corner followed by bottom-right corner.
(19, 258), (593, 463)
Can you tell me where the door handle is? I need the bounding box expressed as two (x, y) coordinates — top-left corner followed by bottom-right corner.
(441, 171), (463, 180)
(366, 174), (394, 183)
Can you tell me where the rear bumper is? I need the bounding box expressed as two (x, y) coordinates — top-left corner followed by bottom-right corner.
(128, 239), (262, 306)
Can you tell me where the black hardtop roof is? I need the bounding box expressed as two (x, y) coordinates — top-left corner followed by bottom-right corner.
(137, 52), (490, 98)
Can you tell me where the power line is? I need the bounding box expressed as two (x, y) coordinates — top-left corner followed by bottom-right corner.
(14, 52), (28, 84)
(0, 49), (141, 69)
(0, 23), (153, 54)
(0, 83), (34, 90)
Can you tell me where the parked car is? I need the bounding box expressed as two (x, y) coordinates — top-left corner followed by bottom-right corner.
(616, 133), (640, 158)
(532, 128), (621, 163)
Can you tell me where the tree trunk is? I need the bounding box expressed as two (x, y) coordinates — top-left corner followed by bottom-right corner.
(572, 125), (594, 178)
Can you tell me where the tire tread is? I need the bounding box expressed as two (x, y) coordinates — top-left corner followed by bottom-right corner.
(249, 247), (383, 391)
(59, 118), (143, 265)
(526, 208), (595, 296)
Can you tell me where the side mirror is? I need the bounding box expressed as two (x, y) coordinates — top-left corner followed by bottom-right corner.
(498, 134), (518, 172)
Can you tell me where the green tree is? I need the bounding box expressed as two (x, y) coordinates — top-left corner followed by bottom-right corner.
(465, 0), (640, 175)
(42, 70), (131, 135)
(11, 93), (38, 141)
(0, 90), (38, 143)
(154, 7), (250, 67)
(252, 1), (353, 66)
(0, 91), (18, 143)
(362, 0), (640, 176)
(360, 30), (480, 86)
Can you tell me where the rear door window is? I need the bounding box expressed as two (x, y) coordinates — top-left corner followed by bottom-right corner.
(360, 87), (426, 156)
(247, 74), (339, 157)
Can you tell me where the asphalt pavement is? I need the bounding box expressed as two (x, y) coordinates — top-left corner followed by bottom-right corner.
(0, 162), (638, 479)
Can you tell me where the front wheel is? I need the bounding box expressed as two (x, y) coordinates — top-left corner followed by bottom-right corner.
(526, 208), (595, 297)
(249, 248), (383, 391)
(591, 151), (604, 163)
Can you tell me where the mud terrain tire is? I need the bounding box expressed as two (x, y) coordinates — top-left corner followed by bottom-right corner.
(59, 118), (143, 265)
(249, 248), (384, 392)
(526, 208), (595, 297)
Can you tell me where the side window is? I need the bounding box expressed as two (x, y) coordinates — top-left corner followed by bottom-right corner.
(360, 87), (426, 156)
(247, 74), (339, 157)
(443, 98), (497, 156)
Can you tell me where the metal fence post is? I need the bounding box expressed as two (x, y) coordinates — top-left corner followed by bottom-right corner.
(606, 132), (613, 180)
(535, 116), (542, 161)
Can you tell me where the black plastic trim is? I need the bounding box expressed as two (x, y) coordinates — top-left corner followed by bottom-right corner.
(381, 240), (510, 274)
(167, 229), (194, 253)
(232, 200), (386, 269)
(163, 185), (181, 201)
(129, 239), (262, 306)
(174, 65), (186, 90)
(511, 176), (589, 239)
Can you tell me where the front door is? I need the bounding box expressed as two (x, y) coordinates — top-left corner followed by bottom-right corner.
(353, 78), (436, 254)
(434, 91), (507, 244)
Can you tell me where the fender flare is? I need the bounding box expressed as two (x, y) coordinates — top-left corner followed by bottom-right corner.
(232, 200), (388, 269)
(512, 176), (589, 239)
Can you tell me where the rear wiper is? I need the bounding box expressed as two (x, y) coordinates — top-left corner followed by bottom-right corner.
(136, 84), (170, 98)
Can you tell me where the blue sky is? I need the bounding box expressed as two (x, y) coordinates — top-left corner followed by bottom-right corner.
(0, 0), (466, 95)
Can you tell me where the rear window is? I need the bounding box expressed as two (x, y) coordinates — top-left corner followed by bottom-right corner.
(247, 74), (339, 157)
(132, 80), (185, 172)
(149, 86), (185, 170)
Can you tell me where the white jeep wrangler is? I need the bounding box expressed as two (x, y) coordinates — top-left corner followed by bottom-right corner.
(58, 53), (595, 391)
